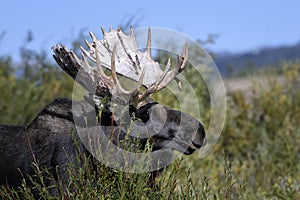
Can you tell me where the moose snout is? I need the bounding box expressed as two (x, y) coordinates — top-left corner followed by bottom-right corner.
(183, 122), (206, 155)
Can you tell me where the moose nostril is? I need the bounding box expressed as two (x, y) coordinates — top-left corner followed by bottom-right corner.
(191, 136), (206, 149)
(192, 141), (202, 148)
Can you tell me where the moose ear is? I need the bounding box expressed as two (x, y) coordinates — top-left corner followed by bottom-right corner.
(129, 102), (158, 123)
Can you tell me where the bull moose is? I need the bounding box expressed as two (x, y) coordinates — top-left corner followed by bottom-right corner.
(0, 27), (206, 191)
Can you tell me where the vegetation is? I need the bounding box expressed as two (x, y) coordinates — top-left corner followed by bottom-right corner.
(1, 31), (300, 199)
(188, 60), (300, 199)
(0, 32), (73, 125)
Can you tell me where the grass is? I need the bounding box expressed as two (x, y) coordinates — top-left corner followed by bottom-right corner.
(0, 150), (247, 199)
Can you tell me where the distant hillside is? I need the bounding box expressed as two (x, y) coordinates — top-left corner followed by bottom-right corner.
(214, 41), (300, 76)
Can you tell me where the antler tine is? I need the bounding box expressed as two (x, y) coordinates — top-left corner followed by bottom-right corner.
(80, 51), (93, 74)
(89, 31), (98, 43)
(180, 42), (189, 71)
(110, 45), (118, 84)
(174, 42), (188, 74)
(101, 26), (107, 36)
(170, 44), (188, 91)
(85, 39), (93, 50)
(137, 68), (145, 88)
(130, 26), (135, 38)
(145, 27), (151, 57)
(69, 50), (81, 65)
(61, 43), (68, 51)
(80, 46), (96, 63)
(95, 46), (111, 84)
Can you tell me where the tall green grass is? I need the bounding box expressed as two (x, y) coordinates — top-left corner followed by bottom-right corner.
(0, 150), (247, 199)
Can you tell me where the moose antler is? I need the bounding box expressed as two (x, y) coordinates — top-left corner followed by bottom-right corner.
(52, 27), (188, 107)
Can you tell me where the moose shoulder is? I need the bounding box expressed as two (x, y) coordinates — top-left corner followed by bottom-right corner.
(0, 27), (206, 189)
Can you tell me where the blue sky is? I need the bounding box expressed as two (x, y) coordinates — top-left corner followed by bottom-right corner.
(1, 0), (300, 61)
